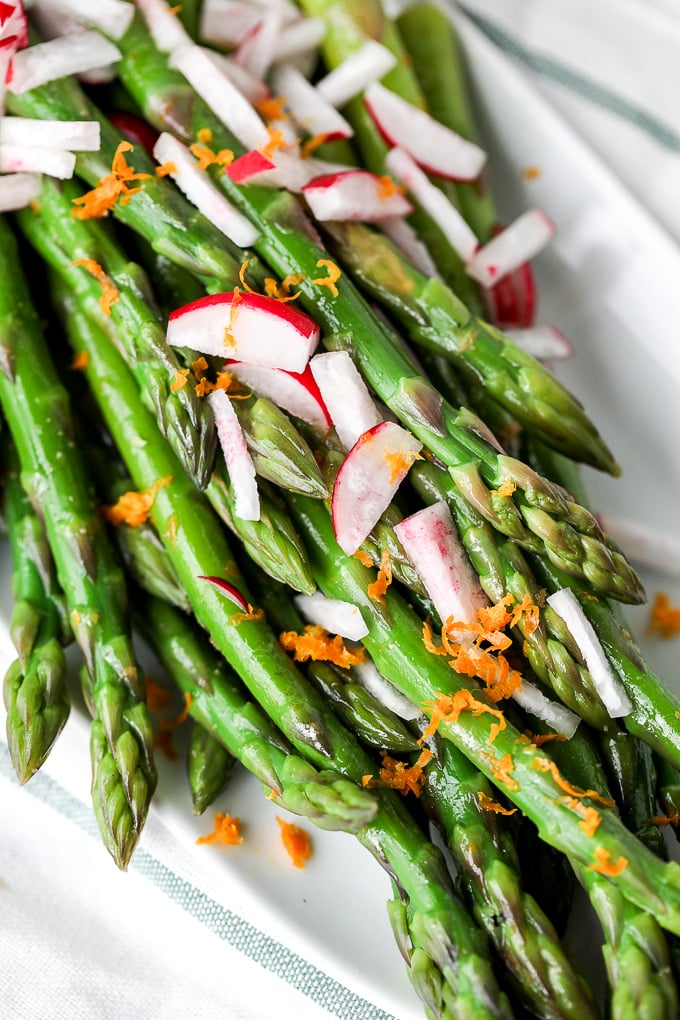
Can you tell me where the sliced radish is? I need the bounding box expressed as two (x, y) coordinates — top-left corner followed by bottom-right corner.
(394, 501), (488, 625)
(385, 147), (478, 260)
(226, 360), (331, 431)
(596, 514), (680, 577)
(109, 111), (159, 154)
(198, 575), (251, 612)
(547, 588), (632, 718)
(504, 326), (573, 362)
(135, 0), (190, 53)
(310, 351), (381, 451)
(0, 142), (75, 178)
(0, 1), (27, 50)
(294, 591), (368, 641)
(302, 169), (412, 223)
(466, 209), (556, 288)
(0, 116), (100, 150)
(353, 659), (420, 721)
(202, 48), (270, 105)
(365, 82), (486, 181)
(376, 216), (441, 279)
(34, 0), (133, 39)
(511, 680), (580, 738)
(170, 43), (269, 151)
(232, 13), (281, 80)
(250, 0), (300, 23)
(272, 17), (325, 65)
(485, 259), (537, 329)
(270, 64), (353, 143)
(316, 40), (397, 109)
(207, 389), (260, 521)
(332, 421), (422, 555)
(0, 170), (41, 211)
(167, 292), (320, 373)
(153, 132), (259, 248)
(199, 0), (262, 49)
(7, 31), (121, 94)
(225, 149), (276, 184)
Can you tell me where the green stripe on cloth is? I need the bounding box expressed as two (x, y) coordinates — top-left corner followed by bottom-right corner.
(0, 741), (397, 1020)
(463, 8), (680, 153)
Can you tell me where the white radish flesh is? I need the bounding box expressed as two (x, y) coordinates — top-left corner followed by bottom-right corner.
(0, 116), (100, 150)
(294, 591), (368, 641)
(202, 49), (270, 105)
(0, 171), (41, 211)
(466, 209), (556, 288)
(504, 326), (573, 361)
(310, 351), (382, 451)
(353, 659), (420, 721)
(511, 681), (581, 738)
(199, 0), (262, 48)
(232, 13), (281, 80)
(316, 41), (397, 109)
(271, 64), (353, 142)
(0, 142), (75, 178)
(7, 31), (121, 94)
(226, 361), (331, 432)
(208, 389), (260, 521)
(302, 169), (412, 222)
(135, 0), (190, 52)
(377, 216), (441, 279)
(272, 17), (325, 64)
(34, 0), (133, 39)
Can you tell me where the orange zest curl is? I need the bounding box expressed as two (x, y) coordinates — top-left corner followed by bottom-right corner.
(230, 606), (265, 625)
(159, 691), (193, 731)
(477, 791), (517, 816)
(310, 259), (342, 298)
(155, 161), (177, 177)
(587, 846), (628, 877)
(379, 748), (431, 798)
(72, 141), (151, 219)
(648, 592), (680, 638)
(189, 141), (234, 172)
(101, 474), (172, 527)
(277, 817), (311, 868)
(367, 548), (392, 604)
(197, 127), (213, 144)
(482, 751), (519, 791)
(510, 593), (540, 634)
(255, 95), (289, 122)
(260, 127), (289, 160)
(279, 624), (365, 669)
(382, 448), (423, 485)
(154, 728), (177, 761)
(526, 732), (567, 747)
(532, 756), (615, 807)
(300, 132), (330, 159)
(650, 811), (680, 827)
(578, 807), (602, 838)
(171, 368), (190, 391)
(493, 479), (516, 498)
(421, 689), (507, 747)
(263, 275), (303, 302)
(377, 175), (405, 200)
(69, 350), (89, 371)
(224, 286), (242, 347)
(196, 812), (243, 846)
(353, 549), (374, 568)
(71, 259), (120, 316)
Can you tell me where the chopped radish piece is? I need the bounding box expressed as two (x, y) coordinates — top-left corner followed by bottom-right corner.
(34, 0), (133, 39)
(377, 216), (440, 279)
(597, 515), (680, 577)
(316, 40), (397, 109)
(0, 0), (27, 50)
(332, 421), (422, 555)
(168, 292), (320, 373)
(202, 48), (270, 105)
(0, 171), (41, 211)
(485, 255), (537, 329)
(272, 17), (325, 64)
(504, 326), (573, 361)
(226, 360), (331, 432)
(0, 143), (75, 178)
(250, 0), (300, 23)
(271, 64), (353, 142)
(232, 13), (281, 80)
(7, 32), (121, 94)
(365, 82), (486, 182)
(310, 351), (381, 451)
(199, 0), (262, 49)
(153, 132), (260, 248)
(511, 680), (580, 738)
(225, 149), (276, 184)
(294, 591), (368, 641)
(198, 575), (251, 612)
(466, 209), (556, 288)
(78, 65), (117, 85)
(394, 501), (488, 625)
(353, 659), (420, 721)
(547, 588), (632, 718)
(302, 169), (412, 222)
(208, 389), (260, 521)
(385, 147), (478, 260)
(0, 116), (100, 150)
(170, 43), (269, 151)
(135, 0), (190, 53)
(109, 111), (159, 153)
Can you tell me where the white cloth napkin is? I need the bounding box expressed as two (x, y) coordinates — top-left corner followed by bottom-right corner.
(2, 2), (680, 1018)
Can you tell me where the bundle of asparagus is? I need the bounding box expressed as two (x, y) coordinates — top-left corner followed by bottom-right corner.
(1, 0), (679, 1016)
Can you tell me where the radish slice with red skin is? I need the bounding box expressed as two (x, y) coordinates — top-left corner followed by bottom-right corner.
(310, 351), (381, 451)
(596, 514), (680, 577)
(208, 389), (260, 521)
(168, 292), (320, 374)
(511, 680), (580, 738)
(316, 41), (397, 110)
(271, 64), (353, 143)
(466, 209), (556, 288)
(547, 588), (632, 718)
(170, 43), (269, 151)
(302, 169), (412, 223)
(226, 360), (331, 432)
(0, 1), (27, 50)
(376, 217), (441, 280)
(365, 82), (486, 182)
(0, 116), (100, 150)
(225, 149), (276, 184)
(272, 17), (325, 65)
(294, 591), (368, 642)
(353, 660), (420, 721)
(332, 421), (422, 556)
(198, 576), (251, 613)
(109, 111), (159, 154)
(394, 501), (488, 626)
(504, 326), (573, 362)
(135, 0), (190, 53)
(199, 0), (262, 49)
(202, 48), (270, 106)
(33, 0), (133, 39)
(250, 0), (300, 23)
(0, 142), (75, 178)
(0, 170), (41, 211)
(385, 147), (478, 260)
(153, 132), (260, 248)
(7, 31), (121, 93)
(232, 13), (281, 80)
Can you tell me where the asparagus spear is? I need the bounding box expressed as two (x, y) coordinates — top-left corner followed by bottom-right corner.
(0, 218), (156, 868)
(3, 445), (71, 782)
(187, 720), (239, 816)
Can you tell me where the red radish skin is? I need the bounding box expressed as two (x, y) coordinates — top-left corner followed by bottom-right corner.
(467, 209), (555, 288)
(226, 150), (276, 184)
(302, 170), (412, 223)
(331, 421), (422, 555)
(208, 388), (260, 521)
(198, 576), (251, 613)
(226, 360), (332, 431)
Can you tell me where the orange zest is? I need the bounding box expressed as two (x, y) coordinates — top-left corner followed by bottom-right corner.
(154, 728), (177, 761)
(650, 811), (680, 827)
(532, 756), (615, 807)
(255, 95), (289, 122)
(196, 812), (243, 846)
(477, 791), (517, 816)
(648, 592), (680, 638)
(526, 732), (567, 747)
(224, 286), (242, 348)
(71, 259), (120, 316)
(263, 275), (303, 302)
(279, 624), (365, 669)
(353, 549), (374, 568)
(260, 126), (289, 160)
(101, 474), (172, 527)
(379, 748), (431, 798)
(367, 548), (392, 604)
(155, 161), (177, 177)
(421, 689), (507, 747)
(587, 846), (628, 877)
(230, 606), (265, 625)
(145, 677), (172, 712)
(276, 816), (311, 868)
(377, 175), (405, 200)
(300, 132), (330, 159)
(159, 691), (192, 731)
(171, 368), (190, 391)
(522, 165), (542, 180)
(69, 350), (89, 371)
(72, 141), (151, 219)
(493, 479), (516, 498)
(189, 141), (234, 172)
(310, 259), (342, 298)
(383, 448), (423, 485)
(578, 806), (602, 838)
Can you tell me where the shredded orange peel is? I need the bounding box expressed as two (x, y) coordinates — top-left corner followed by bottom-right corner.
(101, 474), (172, 527)
(378, 748), (432, 798)
(71, 259), (120, 316)
(277, 816), (311, 868)
(421, 689), (507, 747)
(310, 259), (341, 298)
(279, 624), (365, 669)
(383, 448), (423, 485)
(239, 260), (303, 303)
(477, 791), (517, 816)
(367, 548), (392, 604)
(648, 592), (680, 638)
(587, 846), (628, 877)
(197, 812), (244, 847)
(72, 141), (151, 219)
(532, 756), (615, 808)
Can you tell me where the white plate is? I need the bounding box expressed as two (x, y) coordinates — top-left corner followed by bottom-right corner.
(1, 13), (679, 1020)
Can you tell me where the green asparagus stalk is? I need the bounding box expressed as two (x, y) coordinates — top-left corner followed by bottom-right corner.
(657, 757), (680, 828)
(600, 731), (666, 856)
(0, 218), (155, 868)
(3, 446), (71, 782)
(187, 720), (239, 816)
